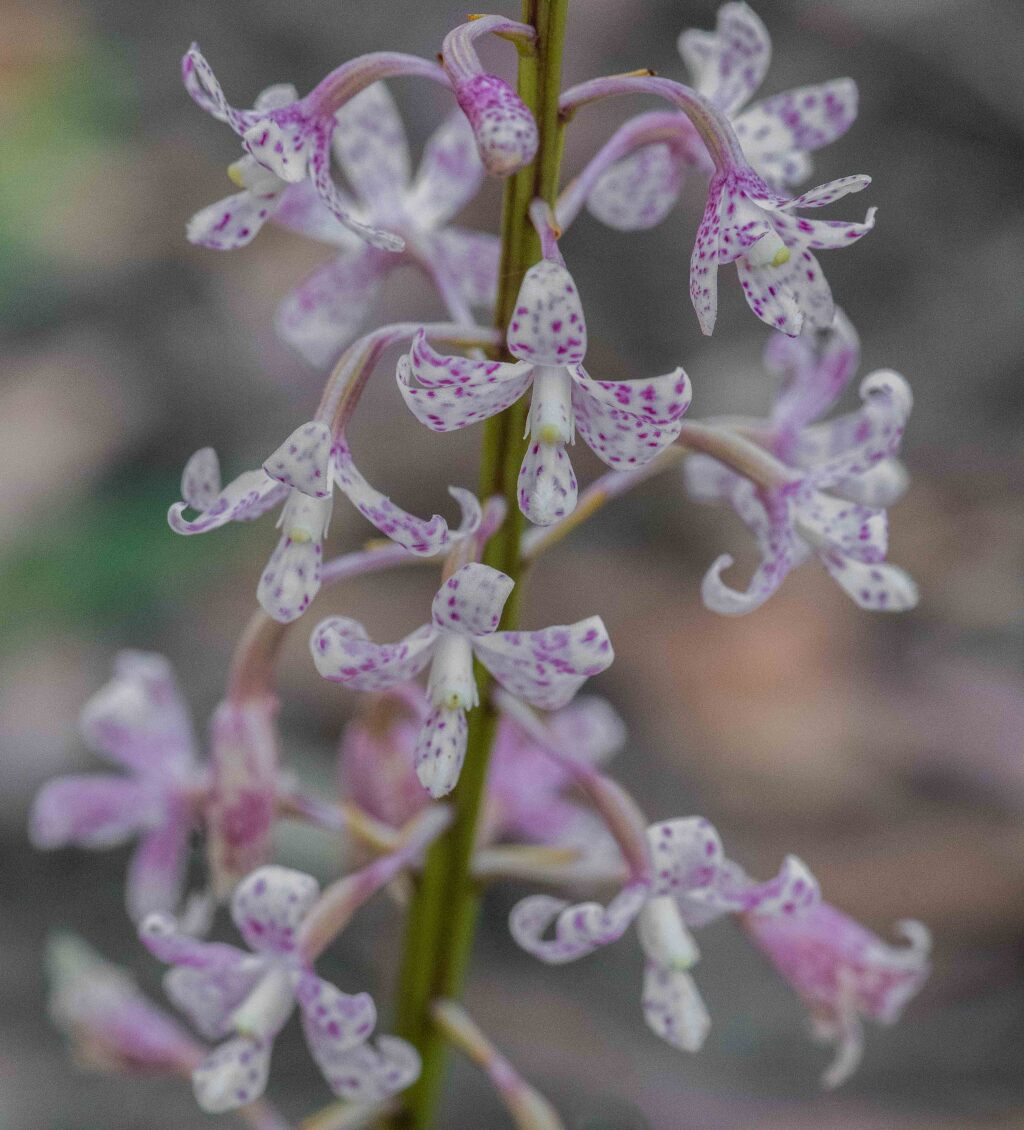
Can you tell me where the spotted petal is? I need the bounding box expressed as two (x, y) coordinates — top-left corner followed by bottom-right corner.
(510, 880), (648, 964)
(310, 130), (405, 252)
(430, 228), (501, 311)
(517, 440), (578, 526)
(315, 1035), (421, 1102)
(474, 616), (614, 710)
(296, 974), (377, 1058)
(193, 1035), (272, 1113)
(273, 179), (360, 247)
(679, 3), (771, 115)
(587, 141), (687, 232)
(182, 45), (257, 134)
(414, 705), (469, 799)
(228, 866), (320, 956)
(770, 199), (876, 252)
(406, 112), (484, 228)
(181, 447), (221, 511)
(819, 553), (919, 613)
(29, 776), (154, 849)
(168, 466), (286, 534)
(431, 563), (514, 636)
(141, 913), (253, 975)
(642, 963), (711, 1052)
(164, 962), (264, 1041)
(332, 83), (410, 208)
(264, 422), (333, 499)
(187, 186), (284, 251)
(311, 618), (438, 690)
(257, 525), (326, 624)
(507, 260), (587, 365)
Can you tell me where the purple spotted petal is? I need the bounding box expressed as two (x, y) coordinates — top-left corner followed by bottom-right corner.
(29, 776), (154, 849)
(431, 563), (514, 636)
(163, 962), (265, 1041)
(679, 2), (771, 115)
(819, 553), (919, 612)
(735, 252), (810, 335)
(770, 197), (876, 252)
(516, 439), (578, 527)
(647, 817), (730, 902)
(783, 173), (872, 211)
(242, 114), (311, 184)
(182, 45), (257, 134)
(429, 227), (501, 311)
(507, 261), (587, 365)
(474, 616), (614, 711)
(398, 334), (533, 433)
(180, 447), (221, 511)
(168, 466), (286, 535)
(230, 865), (320, 956)
(263, 422), (333, 498)
(413, 704), (469, 799)
(296, 973), (377, 1058)
(642, 963), (711, 1052)
(510, 880), (648, 964)
(272, 179), (358, 246)
(455, 74), (539, 178)
(315, 1034), (421, 1102)
(126, 812), (192, 922)
(257, 494), (331, 624)
(799, 493), (888, 564)
(331, 439), (459, 554)
(311, 617), (438, 690)
(275, 246), (390, 367)
(587, 141), (687, 232)
(828, 459), (909, 508)
(78, 651), (197, 774)
(193, 1035), (272, 1113)
(406, 111), (485, 228)
(331, 82), (410, 207)
(187, 187), (283, 250)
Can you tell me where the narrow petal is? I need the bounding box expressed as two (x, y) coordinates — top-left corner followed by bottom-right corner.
(181, 447), (221, 511)
(193, 1036), (272, 1113)
(783, 173), (871, 211)
(182, 45), (256, 133)
(414, 705), (469, 798)
(187, 188), (283, 250)
(587, 142), (686, 231)
(397, 337), (533, 433)
(275, 247), (389, 367)
(141, 913), (253, 974)
(296, 973), (377, 1058)
(126, 813), (192, 921)
(406, 112), (484, 228)
(509, 880), (648, 964)
(332, 439), (463, 554)
(768, 309), (861, 435)
(507, 260), (587, 365)
(770, 202), (876, 251)
(517, 440), (578, 526)
(79, 650), (197, 773)
(231, 865), (320, 956)
(168, 468), (286, 534)
(29, 776), (153, 849)
(431, 563), (514, 636)
(332, 82), (410, 207)
(474, 616), (614, 710)
(310, 130), (405, 252)
(429, 227), (501, 311)
(689, 185), (724, 334)
(680, 3), (771, 115)
(819, 552), (919, 612)
(311, 617), (438, 690)
(642, 963), (711, 1052)
(315, 1035), (421, 1102)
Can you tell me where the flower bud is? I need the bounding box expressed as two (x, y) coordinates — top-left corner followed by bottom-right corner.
(456, 74), (538, 177)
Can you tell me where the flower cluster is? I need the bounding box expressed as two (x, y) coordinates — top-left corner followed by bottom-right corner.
(30, 4), (932, 1125)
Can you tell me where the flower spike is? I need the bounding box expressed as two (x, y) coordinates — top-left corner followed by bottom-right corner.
(312, 563), (613, 797)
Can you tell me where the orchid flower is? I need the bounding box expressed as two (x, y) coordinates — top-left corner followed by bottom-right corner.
(271, 85), (500, 365)
(686, 312), (918, 614)
(182, 44), (452, 254)
(580, 0), (858, 234)
(742, 902), (931, 1088)
(341, 682), (625, 849)
(29, 652), (204, 922)
(141, 865), (419, 1112)
(311, 562), (614, 798)
(512, 815), (819, 1055)
(398, 221), (691, 525)
(168, 423), (481, 623)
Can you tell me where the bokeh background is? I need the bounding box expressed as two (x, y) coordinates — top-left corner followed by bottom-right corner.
(2, 1), (1022, 1126)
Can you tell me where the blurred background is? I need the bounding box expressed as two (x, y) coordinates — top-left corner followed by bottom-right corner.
(1, 0), (1022, 1126)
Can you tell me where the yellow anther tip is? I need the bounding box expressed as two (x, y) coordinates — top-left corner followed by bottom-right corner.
(771, 246), (791, 267)
(538, 424), (565, 446)
(288, 528), (312, 544)
(227, 160), (247, 188)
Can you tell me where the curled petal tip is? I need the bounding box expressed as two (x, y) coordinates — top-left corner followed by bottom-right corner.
(455, 75), (538, 177)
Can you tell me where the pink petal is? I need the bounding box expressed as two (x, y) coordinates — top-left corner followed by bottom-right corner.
(126, 812), (192, 922)
(430, 563), (514, 636)
(29, 776), (154, 849)
(297, 973), (377, 1058)
(187, 187), (283, 250)
(587, 141), (687, 231)
(507, 260), (587, 365)
(406, 112), (484, 228)
(230, 865), (320, 956)
(455, 73), (538, 178)
(679, 3), (771, 115)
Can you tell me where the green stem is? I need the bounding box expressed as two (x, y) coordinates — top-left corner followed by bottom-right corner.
(390, 4), (569, 1127)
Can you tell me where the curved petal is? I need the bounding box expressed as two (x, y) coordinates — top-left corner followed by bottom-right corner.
(263, 422), (333, 498)
(310, 129), (405, 252)
(507, 260), (587, 365)
(126, 813), (192, 922)
(828, 459), (909, 508)
(187, 187), (283, 250)
(311, 617), (438, 690)
(414, 704), (469, 799)
(230, 865), (320, 956)
(770, 201), (876, 251)
(29, 776), (153, 849)
(570, 365), (691, 428)
(315, 1035), (421, 1102)
(819, 552), (919, 612)
(397, 338), (533, 433)
(517, 440), (578, 526)
(332, 83), (410, 208)
(406, 112), (484, 229)
(168, 467), (286, 535)
(474, 616), (614, 710)
(431, 563), (514, 636)
(141, 913), (252, 973)
(735, 255), (806, 335)
(79, 650), (196, 774)
(587, 142), (686, 231)
(509, 880), (648, 964)
(277, 247), (389, 368)
(193, 1036), (272, 1113)
(242, 113), (312, 184)
(182, 45), (257, 134)
(782, 174), (872, 211)
(296, 973), (377, 1057)
(331, 439), (462, 554)
(429, 227), (501, 311)
(642, 963), (711, 1052)
(679, 3), (771, 115)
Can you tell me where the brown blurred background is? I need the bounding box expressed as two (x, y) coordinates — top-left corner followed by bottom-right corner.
(1, 1), (1022, 1126)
